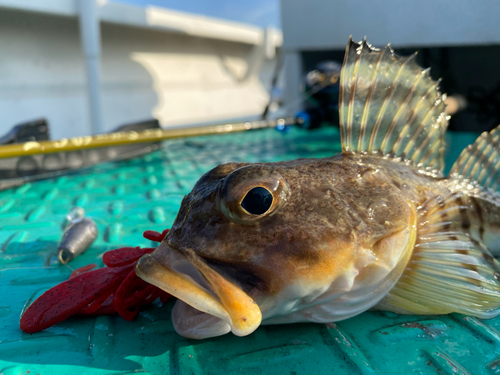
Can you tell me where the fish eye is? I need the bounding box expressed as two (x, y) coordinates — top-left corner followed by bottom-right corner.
(241, 187), (273, 215)
(219, 165), (290, 225)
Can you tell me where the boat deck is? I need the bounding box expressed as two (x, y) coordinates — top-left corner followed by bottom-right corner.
(1, 126), (494, 374)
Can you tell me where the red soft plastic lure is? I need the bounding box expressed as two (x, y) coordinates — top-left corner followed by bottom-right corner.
(20, 229), (171, 333)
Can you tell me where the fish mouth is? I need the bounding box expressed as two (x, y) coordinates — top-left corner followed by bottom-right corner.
(135, 241), (262, 339)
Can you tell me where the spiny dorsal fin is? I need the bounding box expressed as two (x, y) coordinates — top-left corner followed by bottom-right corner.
(449, 124), (500, 190)
(339, 37), (448, 172)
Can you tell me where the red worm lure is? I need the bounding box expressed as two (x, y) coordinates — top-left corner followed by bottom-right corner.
(20, 229), (172, 333)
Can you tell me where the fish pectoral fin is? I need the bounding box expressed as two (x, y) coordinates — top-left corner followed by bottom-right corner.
(376, 209), (500, 318)
(339, 38), (447, 172)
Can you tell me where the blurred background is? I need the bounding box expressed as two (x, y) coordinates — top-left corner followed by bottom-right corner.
(1, 0), (500, 140)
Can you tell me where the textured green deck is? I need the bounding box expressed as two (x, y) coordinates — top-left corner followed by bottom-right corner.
(1, 126), (497, 375)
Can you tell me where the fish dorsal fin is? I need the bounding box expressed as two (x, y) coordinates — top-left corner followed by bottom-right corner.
(376, 192), (500, 318)
(449, 124), (500, 190)
(339, 37), (448, 172)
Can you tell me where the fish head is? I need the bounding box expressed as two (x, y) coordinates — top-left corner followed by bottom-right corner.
(135, 158), (416, 339)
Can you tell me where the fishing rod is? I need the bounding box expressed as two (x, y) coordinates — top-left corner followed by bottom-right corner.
(0, 116), (299, 159)
(0, 116), (302, 190)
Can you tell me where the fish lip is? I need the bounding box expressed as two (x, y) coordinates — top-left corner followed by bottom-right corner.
(135, 241), (262, 337)
(163, 241), (221, 300)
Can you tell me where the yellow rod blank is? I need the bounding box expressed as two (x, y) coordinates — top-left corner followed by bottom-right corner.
(0, 118), (296, 160)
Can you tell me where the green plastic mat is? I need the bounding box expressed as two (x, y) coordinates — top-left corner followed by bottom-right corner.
(1, 126), (496, 375)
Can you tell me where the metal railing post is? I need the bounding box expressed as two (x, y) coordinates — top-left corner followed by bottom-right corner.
(78, 0), (104, 134)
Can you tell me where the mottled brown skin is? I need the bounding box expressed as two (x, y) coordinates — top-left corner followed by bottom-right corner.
(164, 154), (440, 303)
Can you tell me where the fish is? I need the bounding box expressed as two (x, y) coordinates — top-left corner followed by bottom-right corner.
(134, 37), (500, 340)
